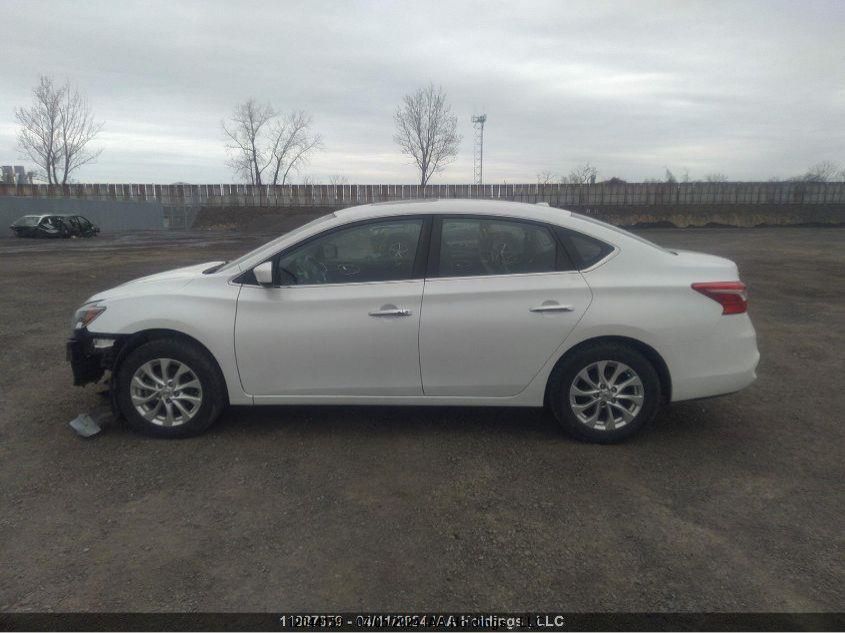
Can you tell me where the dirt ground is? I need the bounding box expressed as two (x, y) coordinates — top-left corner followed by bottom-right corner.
(0, 226), (843, 613)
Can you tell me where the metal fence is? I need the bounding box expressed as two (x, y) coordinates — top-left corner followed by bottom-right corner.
(1, 181), (844, 208)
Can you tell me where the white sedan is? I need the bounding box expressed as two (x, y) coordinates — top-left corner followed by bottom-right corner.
(67, 199), (759, 442)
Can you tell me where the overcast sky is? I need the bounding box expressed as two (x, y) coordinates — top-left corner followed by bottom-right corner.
(2, 0), (844, 184)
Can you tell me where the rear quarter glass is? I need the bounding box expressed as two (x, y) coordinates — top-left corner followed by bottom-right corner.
(555, 227), (614, 269)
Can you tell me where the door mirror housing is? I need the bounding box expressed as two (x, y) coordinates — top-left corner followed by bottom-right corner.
(254, 261), (274, 286)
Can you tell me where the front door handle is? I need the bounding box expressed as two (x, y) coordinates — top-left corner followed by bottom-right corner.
(529, 302), (574, 313)
(369, 304), (412, 317)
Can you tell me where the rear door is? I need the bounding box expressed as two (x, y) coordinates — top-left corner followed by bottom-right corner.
(74, 216), (93, 236)
(419, 216), (592, 397)
(66, 217), (82, 236)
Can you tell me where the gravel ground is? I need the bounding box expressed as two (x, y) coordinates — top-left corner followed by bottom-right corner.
(0, 227), (842, 613)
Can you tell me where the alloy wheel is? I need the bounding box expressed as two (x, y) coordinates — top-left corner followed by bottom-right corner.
(129, 358), (203, 427)
(568, 360), (644, 431)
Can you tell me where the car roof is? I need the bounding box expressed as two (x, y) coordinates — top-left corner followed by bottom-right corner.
(334, 199), (572, 224)
(15, 214), (91, 222)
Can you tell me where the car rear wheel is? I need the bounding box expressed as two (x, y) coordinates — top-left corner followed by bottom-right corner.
(115, 338), (226, 438)
(549, 342), (661, 443)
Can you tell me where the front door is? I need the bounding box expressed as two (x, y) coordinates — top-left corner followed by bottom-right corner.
(419, 216), (592, 397)
(235, 217), (428, 397)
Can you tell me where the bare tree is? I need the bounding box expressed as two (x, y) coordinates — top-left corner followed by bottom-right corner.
(663, 167), (690, 184)
(267, 111), (322, 185)
(328, 174), (348, 185)
(565, 162), (598, 184)
(223, 101), (323, 185)
(536, 170), (559, 185)
(393, 83), (461, 186)
(15, 76), (103, 184)
(798, 160), (842, 182)
(15, 77), (61, 183)
(57, 83), (104, 185)
(222, 99), (276, 185)
(704, 172), (729, 182)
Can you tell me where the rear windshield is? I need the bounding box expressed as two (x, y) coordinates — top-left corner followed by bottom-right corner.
(13, 215), (43, 227)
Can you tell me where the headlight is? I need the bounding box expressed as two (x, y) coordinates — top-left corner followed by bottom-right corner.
(73, 304), (107, 330)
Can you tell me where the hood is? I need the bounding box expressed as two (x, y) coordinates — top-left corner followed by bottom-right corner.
(91, 261), (224, 302)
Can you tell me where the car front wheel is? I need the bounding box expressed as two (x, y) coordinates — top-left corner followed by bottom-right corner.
(115, 338), (226, 438)
(549, 343), (661, 443)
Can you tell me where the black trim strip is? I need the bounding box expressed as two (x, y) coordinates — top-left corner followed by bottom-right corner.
(427, 216), (443, 278)
(412, 215), (433, 279)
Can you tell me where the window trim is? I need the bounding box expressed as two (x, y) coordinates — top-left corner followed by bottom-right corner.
(236, 215), (432, 287)
(427, 214), (576, 279)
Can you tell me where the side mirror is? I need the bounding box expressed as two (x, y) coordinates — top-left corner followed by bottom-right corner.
(254, 261), (274, 286)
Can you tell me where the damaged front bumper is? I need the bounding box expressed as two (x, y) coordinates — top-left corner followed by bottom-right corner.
(66, 329), (121, 386)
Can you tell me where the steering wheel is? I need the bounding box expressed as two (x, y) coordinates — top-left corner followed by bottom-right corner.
(301, 254), (328, 284)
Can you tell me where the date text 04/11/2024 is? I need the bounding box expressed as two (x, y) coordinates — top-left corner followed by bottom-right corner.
(277, 614), (542, 630)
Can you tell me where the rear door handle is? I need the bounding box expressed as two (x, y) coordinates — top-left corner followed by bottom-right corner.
(529, 302), (574, 313)
(369, 304), (412, 317)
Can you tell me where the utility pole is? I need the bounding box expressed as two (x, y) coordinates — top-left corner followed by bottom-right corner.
(471, 114), (487, 185)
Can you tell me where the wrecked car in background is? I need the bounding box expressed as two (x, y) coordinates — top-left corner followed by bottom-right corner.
(10, 214), (100, 238)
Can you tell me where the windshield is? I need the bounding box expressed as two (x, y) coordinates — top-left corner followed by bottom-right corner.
(216, 212), (337, 272)
(570, 213), (673, 254)
(13, 215), (43, 227)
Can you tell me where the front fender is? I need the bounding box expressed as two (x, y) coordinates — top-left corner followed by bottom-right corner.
(85, 283), (251, 405)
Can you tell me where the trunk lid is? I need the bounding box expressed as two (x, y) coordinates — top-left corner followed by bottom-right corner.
(670, 249), (739, 280)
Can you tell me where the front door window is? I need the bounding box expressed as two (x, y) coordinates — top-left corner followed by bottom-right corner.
(277, 219), (423, 285)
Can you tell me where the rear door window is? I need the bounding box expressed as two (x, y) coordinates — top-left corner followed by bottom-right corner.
(436, 217), (558, 277)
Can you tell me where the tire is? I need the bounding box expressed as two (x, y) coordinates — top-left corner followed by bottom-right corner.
(548, 342), (661, 443)
(115, 338), (226, 438)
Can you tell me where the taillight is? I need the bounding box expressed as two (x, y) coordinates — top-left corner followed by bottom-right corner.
(691, 281), (747, 315)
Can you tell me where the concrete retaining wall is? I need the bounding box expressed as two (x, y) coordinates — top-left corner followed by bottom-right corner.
(0, 197), (164, 234)
(0, 189), (845, 235)
(190, 203), (845, 233)
(579, 204), (845, 227)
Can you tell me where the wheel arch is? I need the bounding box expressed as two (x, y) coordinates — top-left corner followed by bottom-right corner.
(544, 335), (672, 406)
(111, 328), (229, 405)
